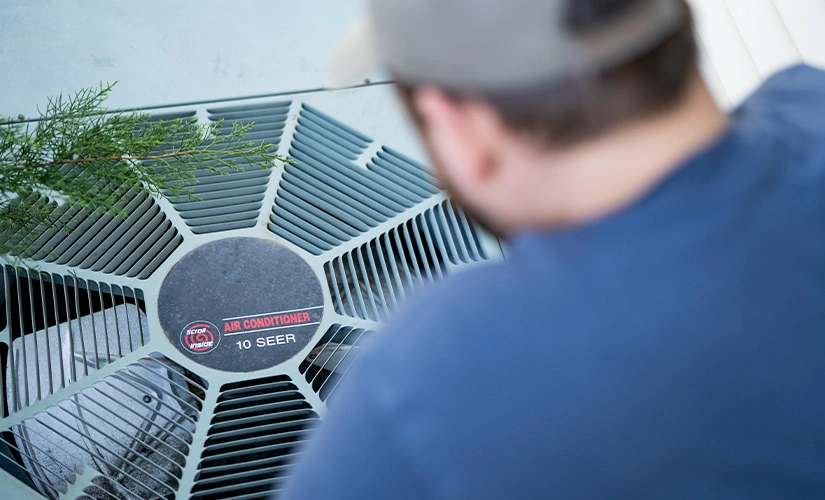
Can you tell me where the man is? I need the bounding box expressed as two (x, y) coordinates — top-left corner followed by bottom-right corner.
(281, 0), (825, 497)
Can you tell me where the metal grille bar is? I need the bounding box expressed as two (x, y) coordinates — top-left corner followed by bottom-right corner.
(156, 104), (289, 234)
(299, 324), (375, 402)
(325, 200), (490, 321)
(2, 185), (183, 280)
(191, 375), (319, 500)
(271, 106), (442, 254)
(0, 355), (206, 499)
(2, 266), (150, 414)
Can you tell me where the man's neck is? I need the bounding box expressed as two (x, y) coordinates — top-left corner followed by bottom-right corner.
(524, 75), (728, 228)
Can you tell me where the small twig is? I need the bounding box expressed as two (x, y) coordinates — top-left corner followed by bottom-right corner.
(27, 149), (213, 168)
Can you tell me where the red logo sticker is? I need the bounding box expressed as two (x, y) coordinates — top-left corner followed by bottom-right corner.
(180, 321), (221, 354)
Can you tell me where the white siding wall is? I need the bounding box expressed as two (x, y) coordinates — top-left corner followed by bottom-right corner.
(688, 0), (825, 109)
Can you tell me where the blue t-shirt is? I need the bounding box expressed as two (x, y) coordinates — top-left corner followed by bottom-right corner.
(280, 65), (825, 499)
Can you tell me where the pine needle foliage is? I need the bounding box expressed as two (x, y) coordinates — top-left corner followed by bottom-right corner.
(0, 82), (291, 258)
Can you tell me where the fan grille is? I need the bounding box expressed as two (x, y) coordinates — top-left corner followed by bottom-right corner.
(156, 103), (290, 235)
(2, 266), (149, 413)
(3, 187), (182, 280)
(191, 375), (319, 500)
(299, 324), (375, 402)
(0, 355), (206, 499)
(269, 108), (439, 255)
(325, 200), (491, 322)
(0, 90), (503, 499)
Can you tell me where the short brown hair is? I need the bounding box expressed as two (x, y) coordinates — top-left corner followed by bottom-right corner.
(398, 0), (698, 148)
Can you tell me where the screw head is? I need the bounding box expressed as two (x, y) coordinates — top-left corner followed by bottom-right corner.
(143, 395), (152, 403)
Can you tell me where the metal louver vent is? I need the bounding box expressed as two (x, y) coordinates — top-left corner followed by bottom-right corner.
(368, 147), (440, 198)
(4, 185), (182, 280)
(0, 355), (206, 499)
(300, 324), (375, 402)
(157, 103), (289, 234)
(270, 106), (441, 255)
(191, 375), (319, 500)
(325, 200), (490, 321)
(2, 266), (148, 411)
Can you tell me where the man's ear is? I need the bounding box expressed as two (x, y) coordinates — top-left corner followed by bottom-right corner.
(412, 87), (495, 184)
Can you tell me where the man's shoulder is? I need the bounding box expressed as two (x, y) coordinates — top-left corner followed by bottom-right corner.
(755, 64), (825, 95)
(348, 257), (567, 390)
(740, 64), (825, 138)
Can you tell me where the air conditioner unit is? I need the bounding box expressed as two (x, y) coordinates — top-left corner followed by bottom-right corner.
(0, 85), (503, 499)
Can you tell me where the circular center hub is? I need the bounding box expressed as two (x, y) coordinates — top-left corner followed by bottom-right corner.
(158, 237), (324, 372)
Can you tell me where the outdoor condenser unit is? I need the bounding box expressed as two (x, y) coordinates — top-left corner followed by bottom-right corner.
(0, 86), (503, 499)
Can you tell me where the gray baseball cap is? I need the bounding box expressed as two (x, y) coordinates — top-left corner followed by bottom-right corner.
(328, 0), (684, 91)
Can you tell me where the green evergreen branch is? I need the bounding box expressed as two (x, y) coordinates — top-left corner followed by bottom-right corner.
(0, 82), (293, 260)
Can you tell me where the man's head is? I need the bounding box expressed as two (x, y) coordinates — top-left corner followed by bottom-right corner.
(333, 0), (715, 237)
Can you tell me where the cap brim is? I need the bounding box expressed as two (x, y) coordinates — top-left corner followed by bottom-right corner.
(324, 16), (381, 90)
